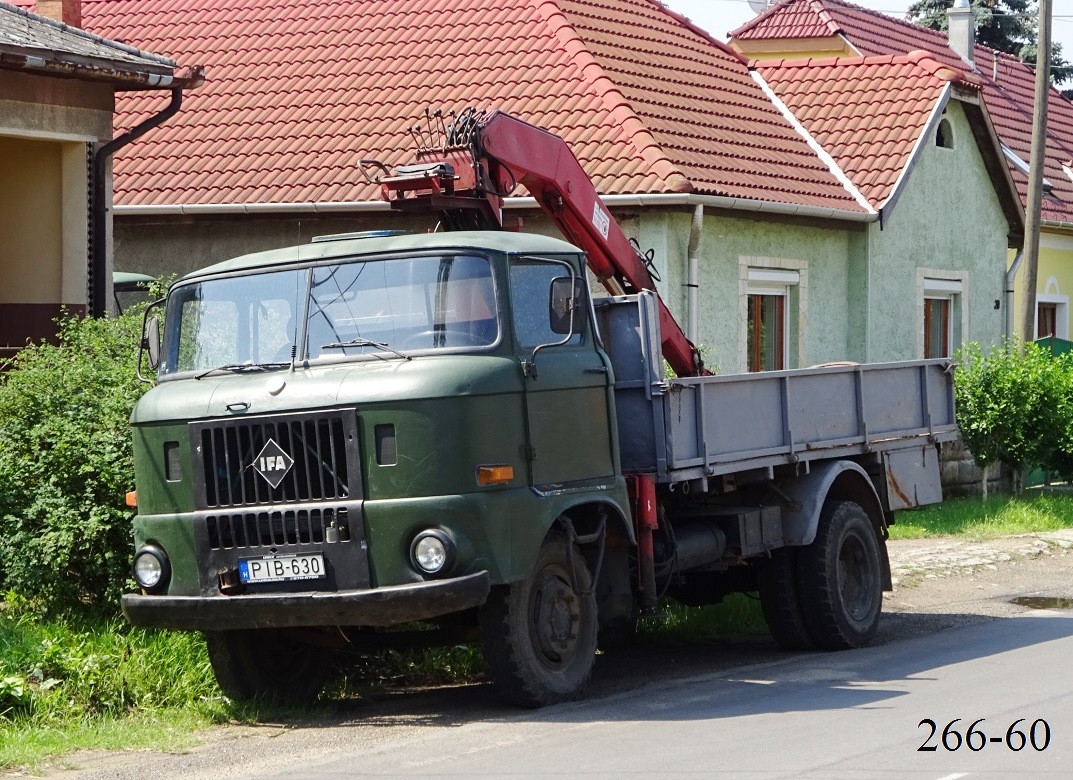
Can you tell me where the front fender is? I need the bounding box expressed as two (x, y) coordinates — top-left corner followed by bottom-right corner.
(509, 477), (633, 581)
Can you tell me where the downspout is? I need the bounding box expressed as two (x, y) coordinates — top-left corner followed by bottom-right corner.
(90, 88), (184, 316)
(686, 203), (703, 343)
(1005, 249), (1024, 341)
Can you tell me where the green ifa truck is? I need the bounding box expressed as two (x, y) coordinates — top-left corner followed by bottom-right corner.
(123, 112), (956, 707)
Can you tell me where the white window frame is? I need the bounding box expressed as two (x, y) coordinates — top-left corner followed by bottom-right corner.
(1030, 276), (1064, 341)
(1035, 295), (1070, 340)
(739, 257), (808, 373)
(917, 269), (967, 359)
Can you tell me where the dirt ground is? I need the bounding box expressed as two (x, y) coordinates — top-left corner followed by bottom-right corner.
(40, 529), (1073, 779)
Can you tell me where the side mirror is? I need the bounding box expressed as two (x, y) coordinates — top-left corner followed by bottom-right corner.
(524, 272), (583, 380)
(137, 299), (165, 383)
(549, 276), (583, 335)
(144, 316), (161, 370)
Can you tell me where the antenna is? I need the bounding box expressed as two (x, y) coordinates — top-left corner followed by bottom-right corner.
(747, 0), (774, 14)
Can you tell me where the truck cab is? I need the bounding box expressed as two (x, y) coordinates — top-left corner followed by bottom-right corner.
(125, 230), (632, 703)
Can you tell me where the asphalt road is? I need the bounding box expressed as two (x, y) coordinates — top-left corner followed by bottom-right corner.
(267, 611), (1073, 779)
(55, 535), (1073, 780)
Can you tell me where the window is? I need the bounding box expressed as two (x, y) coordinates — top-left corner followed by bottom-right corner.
(740, 262), (805, 373)
(747, 292), (786, 371)
(510, 259), (584, 349)
(1039, 302), (1059, 339)
(168, 268), (302, 373)
(923, 297), (950, 358)
(921, 276), (964, 359)
(1034, 290), (1069, 340)
(746, 269), (799, 372)
(935, 118), (953, 149)
(308, 254), (497, 357)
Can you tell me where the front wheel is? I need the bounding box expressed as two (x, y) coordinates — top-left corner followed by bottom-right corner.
(795, 501), (883, 650)
(204, 629), (329, 705)
(479, 539), (598, 707)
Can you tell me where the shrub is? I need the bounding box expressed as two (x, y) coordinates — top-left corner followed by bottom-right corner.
(954, 341), (1073, 481)
(0, 307), (151, 614)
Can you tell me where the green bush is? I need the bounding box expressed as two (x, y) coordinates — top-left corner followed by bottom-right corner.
(0, 307), (151, 614)
(954, 341), (1073, 479)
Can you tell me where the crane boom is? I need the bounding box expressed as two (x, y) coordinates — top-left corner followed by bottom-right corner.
(371, 109), (704, 376)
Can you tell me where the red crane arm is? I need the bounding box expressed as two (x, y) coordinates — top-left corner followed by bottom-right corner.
(373, 109), (703, 376)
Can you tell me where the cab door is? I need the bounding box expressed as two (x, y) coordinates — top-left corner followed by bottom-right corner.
(509, 257), (615, 488)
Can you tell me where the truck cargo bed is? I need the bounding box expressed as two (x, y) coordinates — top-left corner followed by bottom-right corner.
(595, 293), (957, 485)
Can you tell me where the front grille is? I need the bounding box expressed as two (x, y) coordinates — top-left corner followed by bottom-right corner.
(193, 410), (360, 509)
(206, 507), (351, 550)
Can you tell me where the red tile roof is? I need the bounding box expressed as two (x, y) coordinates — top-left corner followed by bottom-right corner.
(731, 0), (839, 41)
(23, 0), (862, 212)
(731, 0), (1073, 225)
(755, 50), (971, 208)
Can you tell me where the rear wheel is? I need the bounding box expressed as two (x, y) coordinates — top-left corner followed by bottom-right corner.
(796, 500), (883, 650)
(757, 547), (815, 650)
(204, 629), (329, 705)
(480, 539), (598, 707)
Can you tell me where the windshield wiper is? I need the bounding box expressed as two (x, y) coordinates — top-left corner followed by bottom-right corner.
(320, 337), (412, 361)
(195, 361), (291, 380)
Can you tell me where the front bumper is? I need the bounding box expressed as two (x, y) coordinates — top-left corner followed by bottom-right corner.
(121, 571), (490, 631)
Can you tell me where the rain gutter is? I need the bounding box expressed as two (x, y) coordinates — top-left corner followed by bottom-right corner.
(1005, 249), (1024, 340)
(115, 193), (876, 223)
(91, 88), (187, 315)
(0, 51), (201, 90)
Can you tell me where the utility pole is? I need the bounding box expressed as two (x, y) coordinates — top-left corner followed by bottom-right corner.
(1019, 0), (1053, 344)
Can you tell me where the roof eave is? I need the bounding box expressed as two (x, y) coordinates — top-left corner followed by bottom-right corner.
(112, 192), (877, 223)
(959, 92), (1027, 246)
(0, 50), (203, 89)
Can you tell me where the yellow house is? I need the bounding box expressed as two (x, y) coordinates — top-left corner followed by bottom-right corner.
(730, 0), (1073, 343)
(0, 0), (198, 360)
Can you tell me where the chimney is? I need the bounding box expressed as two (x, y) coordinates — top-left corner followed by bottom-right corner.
(35, 1), (82, 28)
(947, 0), (974, 66)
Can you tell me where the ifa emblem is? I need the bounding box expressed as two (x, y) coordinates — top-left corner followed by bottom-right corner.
(251, 438), (294, 488)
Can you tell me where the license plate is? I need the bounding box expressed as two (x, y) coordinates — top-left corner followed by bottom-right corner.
(239, 553), (325, 583)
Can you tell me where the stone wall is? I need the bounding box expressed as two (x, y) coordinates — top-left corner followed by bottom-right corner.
(940, 438), (1010, 497)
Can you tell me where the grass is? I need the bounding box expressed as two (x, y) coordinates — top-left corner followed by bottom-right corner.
(0, 604), (234, 772)
(889, 491), (1073, 539)
(636, 593), (767, 642)
(0, 708), (215, 771)
(0, 603), (490, 772)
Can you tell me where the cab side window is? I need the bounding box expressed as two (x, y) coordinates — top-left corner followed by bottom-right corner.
(510, 260), (585, 349)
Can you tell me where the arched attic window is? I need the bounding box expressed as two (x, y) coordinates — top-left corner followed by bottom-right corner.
(936, 118), (954, 149)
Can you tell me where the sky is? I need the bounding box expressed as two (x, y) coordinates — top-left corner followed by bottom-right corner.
(660, 0), (1073, 59)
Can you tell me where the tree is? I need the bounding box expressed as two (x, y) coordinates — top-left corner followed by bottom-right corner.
(907, 0), (1071, 85)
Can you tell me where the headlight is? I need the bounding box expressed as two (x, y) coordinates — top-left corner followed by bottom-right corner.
(133, 545), (170, 591)
(410, 530), (454, 576)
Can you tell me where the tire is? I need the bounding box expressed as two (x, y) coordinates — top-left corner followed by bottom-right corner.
(479, 540), (598, 707)
(757, 547), (815, 650)
(796, 500), (883, 650)
(204, 629), (330, 705)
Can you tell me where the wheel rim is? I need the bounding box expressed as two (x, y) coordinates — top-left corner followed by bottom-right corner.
(529, 566), (582, 670)
(837, 531), (877, 622)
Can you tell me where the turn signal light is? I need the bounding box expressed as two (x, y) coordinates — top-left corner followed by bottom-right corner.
(125, 491), (138, 507)
(477, 465), (514, 485)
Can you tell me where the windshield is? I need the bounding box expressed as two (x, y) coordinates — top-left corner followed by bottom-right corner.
(161, 254), (498, 376)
